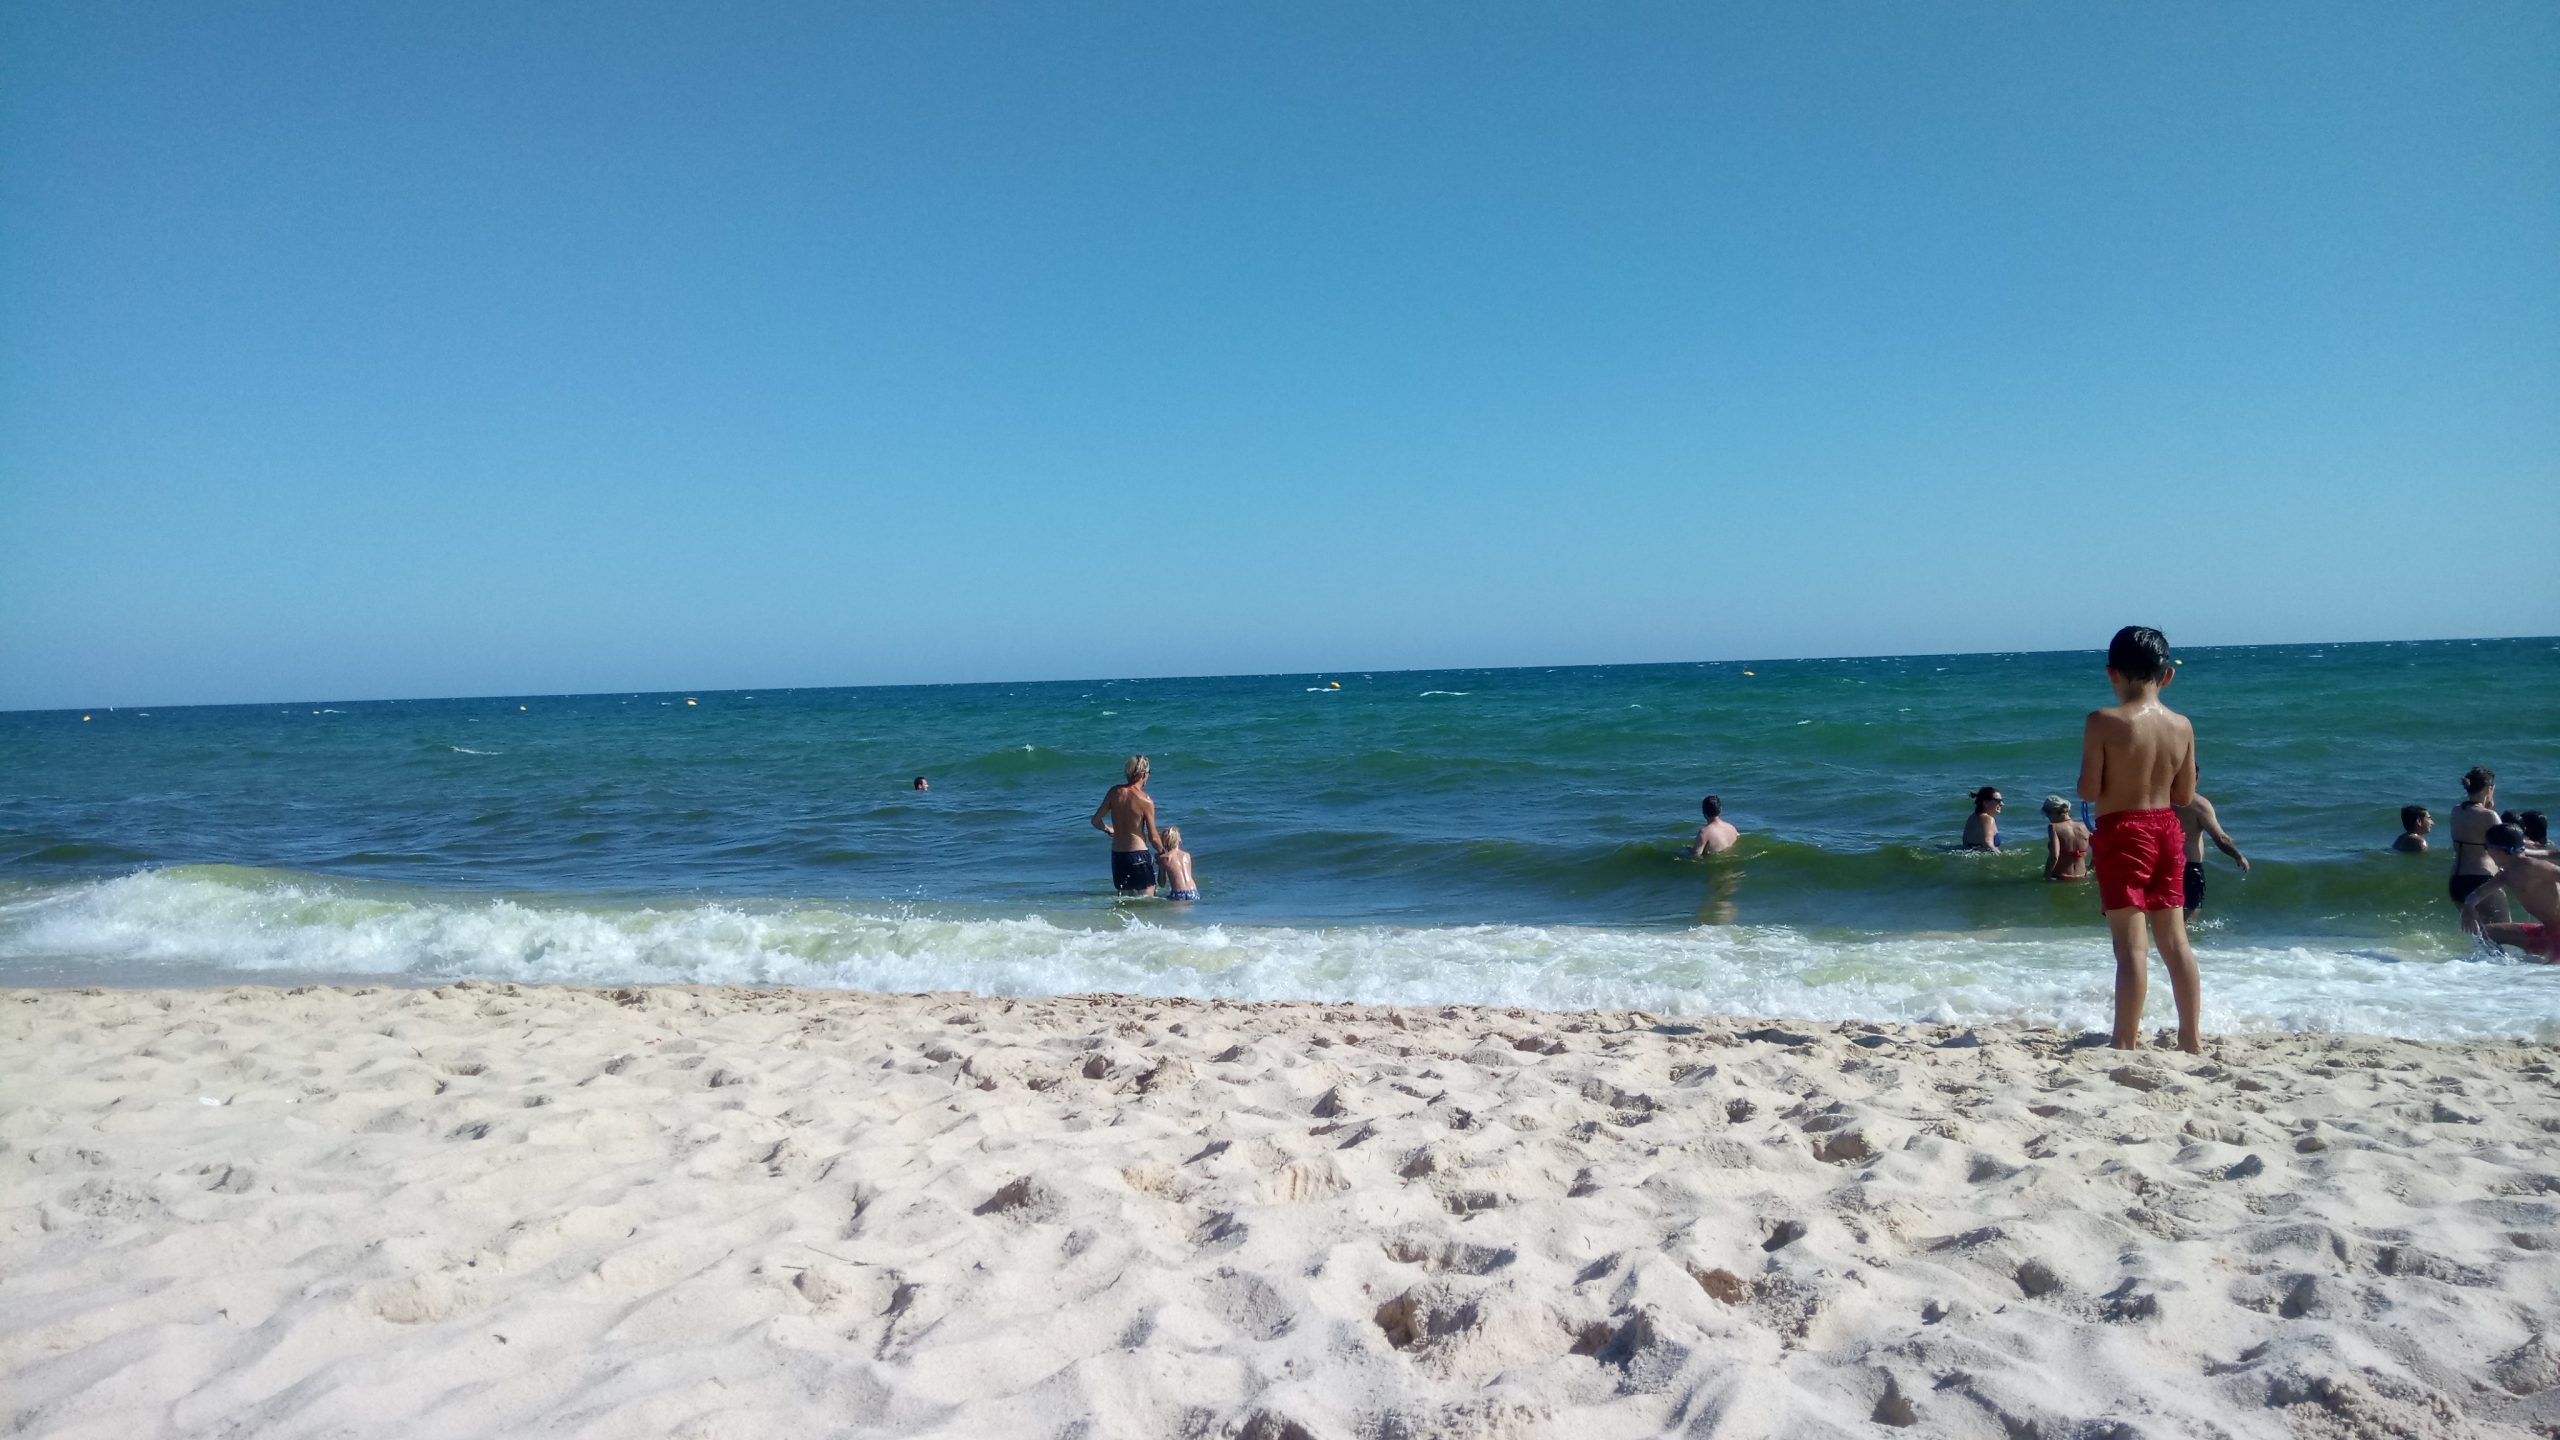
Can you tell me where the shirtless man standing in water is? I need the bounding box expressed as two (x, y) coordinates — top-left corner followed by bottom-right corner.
(2173, 793), (2250, 921)
(1090, 755), (1165, 896)
(2078, 626), (2205, 1053)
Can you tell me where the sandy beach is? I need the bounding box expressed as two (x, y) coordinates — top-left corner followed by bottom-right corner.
(4, 982), (2557, 1439)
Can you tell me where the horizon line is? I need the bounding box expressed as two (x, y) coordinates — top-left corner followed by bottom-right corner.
(5, 631), (2551, 718)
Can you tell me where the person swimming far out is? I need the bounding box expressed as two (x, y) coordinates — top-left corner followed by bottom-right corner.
(2394, 805), (2432, 853)
(1963, 788), (2003, 850)
(1685, 795), (1740, 857)
(912, 776), (929, 792)
(2043, 795), (2091, 880)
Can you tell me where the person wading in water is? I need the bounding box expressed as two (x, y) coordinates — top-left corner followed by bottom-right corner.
(1090, 754), (1166, 896)
(2449, 767), (2508, 923)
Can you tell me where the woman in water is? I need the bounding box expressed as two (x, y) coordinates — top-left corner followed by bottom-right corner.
(1963, 787), (2003, 850)
(2042, 794), (2091, 880)
(2448, 767), (2507, 922)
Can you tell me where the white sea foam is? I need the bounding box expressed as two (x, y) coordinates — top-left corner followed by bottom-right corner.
(2, 869), (2551, 1041)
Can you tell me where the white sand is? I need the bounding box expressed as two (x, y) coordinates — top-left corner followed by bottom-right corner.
(4, 982), (2557, 1439)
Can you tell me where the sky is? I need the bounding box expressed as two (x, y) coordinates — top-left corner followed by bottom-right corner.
(2, 3), (2555, 710)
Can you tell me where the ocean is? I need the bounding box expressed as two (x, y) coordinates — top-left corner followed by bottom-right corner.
(4, 638), (2555, 1039)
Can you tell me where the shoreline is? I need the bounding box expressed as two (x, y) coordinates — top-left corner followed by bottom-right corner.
(6, 981), (2557, 1437)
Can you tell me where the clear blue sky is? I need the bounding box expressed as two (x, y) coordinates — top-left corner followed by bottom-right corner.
(4, 2), (2555, 709)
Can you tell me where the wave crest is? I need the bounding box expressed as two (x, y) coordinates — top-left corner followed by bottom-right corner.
(0, 868), (2550, 1041)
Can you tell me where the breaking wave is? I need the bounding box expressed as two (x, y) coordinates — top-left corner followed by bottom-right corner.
(1, 867), (2550, 1041)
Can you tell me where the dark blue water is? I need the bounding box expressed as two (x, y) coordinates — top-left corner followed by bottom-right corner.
(3, 639), (2554, 1037)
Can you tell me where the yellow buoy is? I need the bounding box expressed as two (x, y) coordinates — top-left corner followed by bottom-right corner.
(82, 714), (91, 722)
(1329, 681), (1341, 689)
(685, 697), (698, 706)
(519, 704), (527, 711)
(1742, 670), (1755, 677)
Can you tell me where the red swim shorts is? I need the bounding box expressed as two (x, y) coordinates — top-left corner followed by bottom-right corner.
(2094, 807), (2187, 913)
(2522, 924), (2559, 962)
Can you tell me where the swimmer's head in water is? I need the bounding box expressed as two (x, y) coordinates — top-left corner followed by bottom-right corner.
(2402, 805), (2432, 833)
(2525, 811), (2550, 845)
(1700, 795), (1722, 820)
(1125, 755), (1150, 783)
(2463, 766), (2495, 798)
(912, 776), (928, 791)
(2042, 795), (2071, 820)
(2487, 823), (2527, 855)
(1161, 825), (1181, 849)
(2104, 626), (2171, 685)
(1970, 787), (2003, 814)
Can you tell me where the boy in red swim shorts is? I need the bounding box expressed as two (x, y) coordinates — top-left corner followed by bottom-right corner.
(2077, 626), (2205, 1052)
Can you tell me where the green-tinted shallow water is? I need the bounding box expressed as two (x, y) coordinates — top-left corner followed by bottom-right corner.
(3, 638), (2555, 1038)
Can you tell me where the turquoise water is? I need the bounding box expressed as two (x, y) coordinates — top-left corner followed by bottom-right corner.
(3, 638), (2555, 1037)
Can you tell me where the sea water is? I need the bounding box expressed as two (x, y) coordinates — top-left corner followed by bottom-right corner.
(4, 639), (2555, 1039)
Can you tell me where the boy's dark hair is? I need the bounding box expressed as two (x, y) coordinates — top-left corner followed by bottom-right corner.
(2525, 811), (2550, 845)
(2503, 810), (2522, 825)
(2400, 805), (2429, 831)
(2486, 823), (2526, 850)
(2463, 766), (2495, 796)
(2105, 626), (2171, 683)
(1700, 795), (1722, 820)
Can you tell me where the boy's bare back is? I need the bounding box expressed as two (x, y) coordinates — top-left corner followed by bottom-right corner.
(2079, 699), (2196, 817)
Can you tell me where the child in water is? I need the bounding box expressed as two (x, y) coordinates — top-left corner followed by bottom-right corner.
(1158, 827), (1200, 902)
(1687, 795), (1740, 856)
(2078, 625), (2204, 1053)
(2042, 795), (2091, 880)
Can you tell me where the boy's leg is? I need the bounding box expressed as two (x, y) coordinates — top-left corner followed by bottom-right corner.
(2105, 908), (2151, 1049)
(2147, 905), (2202, 1053)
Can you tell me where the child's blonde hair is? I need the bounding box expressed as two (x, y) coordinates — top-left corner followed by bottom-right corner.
(1161, 826), (1182, 849)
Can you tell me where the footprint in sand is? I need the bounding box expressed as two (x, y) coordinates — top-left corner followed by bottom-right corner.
(1384, 1232), (1517, 1275)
